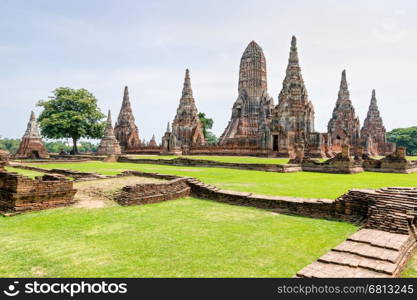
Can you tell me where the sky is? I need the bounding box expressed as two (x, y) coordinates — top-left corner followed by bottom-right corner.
(1, 0), (416, 142)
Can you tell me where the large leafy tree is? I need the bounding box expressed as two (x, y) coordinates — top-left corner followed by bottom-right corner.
(37, 87), (106, 154)
(387, 126), (417, 155)
(198, 112), (218, 145)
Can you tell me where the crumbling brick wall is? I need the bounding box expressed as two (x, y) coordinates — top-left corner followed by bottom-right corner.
(115, 178), (190, 206)
(0, 171), (77, 214)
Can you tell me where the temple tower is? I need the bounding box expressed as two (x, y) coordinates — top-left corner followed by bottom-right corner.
(269, 36), (327, 158)
(97, 110), (122, 156)
(168, 69), (205, 151)
(148, 134), (157, 147)
(327, 70), (361, 152)
(270, 36), (316, 156)
(360, 90), (392, 156)
(114, 86), (141, 151)
(15, 111), (49, 159)
(219, 41), (274, 146)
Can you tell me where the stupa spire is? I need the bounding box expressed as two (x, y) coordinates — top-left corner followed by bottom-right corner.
(279, 35), (308, 104)
(182, 69), (193, 97)
(360, 89), (389, 156)
(371, 89), (377, 106)
(122, 86), (130, 106)
(288, 35), (299, 66)
(114, 86), (141, 150)
(15, 110), (49, 158)
(103, 110), (116, 138)
(24, 111), (41, 139)
(327, 69), (360, 149)
(337, 70), (350, 102)
(97, 110), (121, 155)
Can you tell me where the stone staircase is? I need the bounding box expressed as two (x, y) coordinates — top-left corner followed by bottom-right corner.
(296, 229), (416, 277)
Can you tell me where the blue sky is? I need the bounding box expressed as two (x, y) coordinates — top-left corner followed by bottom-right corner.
(1, 0), (416, 142)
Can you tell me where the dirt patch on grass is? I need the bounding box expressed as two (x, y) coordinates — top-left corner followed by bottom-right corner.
(73, 176), (165, 209)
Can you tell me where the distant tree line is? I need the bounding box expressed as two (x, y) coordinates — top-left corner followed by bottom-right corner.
(387, 127), (417, 155)
(0, 137), (99, 154)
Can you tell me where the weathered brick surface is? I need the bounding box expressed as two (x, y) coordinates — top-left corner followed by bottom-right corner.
(0, 170), (76, 214)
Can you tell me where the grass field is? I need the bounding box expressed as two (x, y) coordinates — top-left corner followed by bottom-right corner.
(6, 160), (417, 277)
(0, 197), (356, 277)
(5, 167), (44, 178)
(32, 161), (417, 199)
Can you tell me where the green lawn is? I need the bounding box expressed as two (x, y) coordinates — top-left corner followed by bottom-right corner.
(0, 197), (356, 277)
(5, 167), (44, 178)
(129, 155), (291, 164)
(33, 161), (417, 199)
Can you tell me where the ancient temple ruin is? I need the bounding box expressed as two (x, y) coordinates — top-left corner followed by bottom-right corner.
(97, 110), (122, 156)
(162, 69), (205, 154)
(114, 86), (141, 150)
(219, 41), (274, 147)
(360, 90), (394, 156)
(269, 36), (329, 158)
(15, 111), (49, 159)
(327, 70), (361, 152)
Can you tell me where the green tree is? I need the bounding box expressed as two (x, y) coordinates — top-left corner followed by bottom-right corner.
(79, 141), (99, 153)
(0, 137), (21, 154)
(37, 87), (106, 154)
(44, 141), (71, 154)
(387, 126), (417, 155)
(198, 112), (218, 145)
(205, 131), (218, 145)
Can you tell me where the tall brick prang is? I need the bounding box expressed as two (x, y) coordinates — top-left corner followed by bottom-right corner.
(360, 90), (393, 156)
(219, 41), (274, 147)
(15, 111), (49, 159)
(327, 70), (361, 153)
(114, 86), (141, 150)
(162, 69), (205, 153)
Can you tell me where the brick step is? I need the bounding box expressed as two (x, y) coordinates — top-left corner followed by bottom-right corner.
(296, 261), (391, 278)
(333, 240), (401, 263)
(318, 251), (397, 275)
(347, 229), (411, 251)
